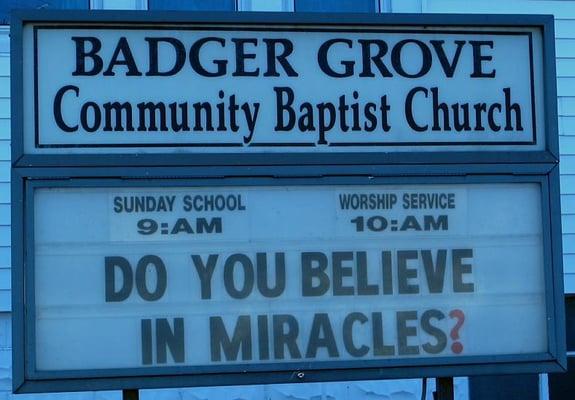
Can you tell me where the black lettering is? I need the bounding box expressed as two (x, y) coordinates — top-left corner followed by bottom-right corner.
(430, 40), (465, 78)
(105, 256), (133, 302)
(397, 250), (419, 294)
(372, 312), (394, 356)
(273, 314), (301, 359)
(135, 255), (167, 301)
(470, 40), (496, 78)
(318, 39), (354, 78)
(256, 252), (286, 298)
(397, 311), (419, 355)
(453, 249), (474, 293)
(232, 38), (259, 77)
(274, 86), (295, 131)
(53, 85), (79, 132)
(263, 38), (298, 77)
(190, 37), (227, 77)
(103, 37), (142, 76)
(146, 37), (186, 76)
(156, 318), (185, 363)
(137, 102), (168, 131)
(80, 102), (101, 132)
(405, 87), (428, 132)
(333, 251), (354, 296)
(343, 312), (369, 357)
(358, 39), (392, 77)
(103, 102), (134, 131)
(72, 37), (103, 76)
(141, 319), (152, 365)
(422, 250), (447, 293)
(224, 254), (255, 299)
(191, 254), (218, 299)
(305, 313), (339, 358)
(392, 40), (432, 78)
(421, 309), (447, 354)
(210, 315), (252, 361)
(301, 252), (330, 296)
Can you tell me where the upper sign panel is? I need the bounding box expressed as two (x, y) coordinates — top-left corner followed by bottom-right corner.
(19, 16), (548, 156)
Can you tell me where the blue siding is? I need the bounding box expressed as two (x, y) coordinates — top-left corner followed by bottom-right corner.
(559, 99), (575, 115)
(558, 78), (575, 97)
(295, 0), (378, 12)
(0, 248), (8, 268)
(427, 0), (575, 16)
(566, 254), (575, 272)
(563, 194), (575, 213)
(556, 39), (575, 59)
(422, 0), (575, 293)
(560, 137), (575, 154)
(561, 176), (575, 194)
(0, 77), (8, 98)
(148, 0), (236, 11)
(563, 215), (575, 233)
(564, 235), (575, 253)
(555, 20), (575, 39)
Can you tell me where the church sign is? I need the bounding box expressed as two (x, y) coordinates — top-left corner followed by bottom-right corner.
(10, 11), (565, 393)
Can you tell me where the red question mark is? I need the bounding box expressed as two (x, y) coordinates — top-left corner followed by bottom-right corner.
(449, 309), (465, 354)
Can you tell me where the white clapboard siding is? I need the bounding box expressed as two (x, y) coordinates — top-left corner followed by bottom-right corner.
(560, 155), (575, 174)
(563, 194), (575, 213)
(560, 116), (575, 135)
(557, 58), (575, 77)
(0, 77), (8, 98)
(558, 77), (575, 97)
(426, 0), (575, 293)
(555, 19), (575, 39)
(559, 98), (575, 116)
(0, 248), (9, 270)
(563, 214), (575, 233)
(389, 0), (422, 13)
(560, 137), (575, 154)
(0, 47), (10, 382)
(565, 234), (575, 252)
(0, 3), (572, 400)
(566, 254), (575, 273)
(0, 33), (9, 322)
(427, 0), (575, 16)
(561, 175), (575, 193)
(557, 39), (575, 59)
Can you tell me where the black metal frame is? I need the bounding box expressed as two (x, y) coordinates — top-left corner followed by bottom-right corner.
(9, 9), (566, 394)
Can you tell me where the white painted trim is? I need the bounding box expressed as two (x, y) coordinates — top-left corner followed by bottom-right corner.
(380, 0), (392, 12)
(90, 0), (103, 9)
(0, 27), (8, 55)
(539, 374), (550, 400)
(239, 0), (293, 12)
(283, 0), (294, 12)
(136, 0), (147, 10)
(92, 0), (147, 10)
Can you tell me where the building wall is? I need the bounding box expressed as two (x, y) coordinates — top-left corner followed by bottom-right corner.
(421, 0), (575, 296)
(0, 21), (11, 397)
(1, 0), (573, 399)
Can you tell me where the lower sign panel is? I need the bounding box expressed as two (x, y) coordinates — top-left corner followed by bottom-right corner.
(32, 182), (547, 373)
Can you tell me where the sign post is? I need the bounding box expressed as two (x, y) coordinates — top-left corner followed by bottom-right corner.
(11, 10), (565, 394)
(435, 378), (454, 400)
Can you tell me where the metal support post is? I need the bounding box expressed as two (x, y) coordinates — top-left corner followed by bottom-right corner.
(434, 377), (454, 400)
(123, 389), (139, 400)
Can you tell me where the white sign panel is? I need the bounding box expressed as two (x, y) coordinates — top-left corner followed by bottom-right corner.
(33, 183), (546, 371)
(22, 24), (545, 154)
